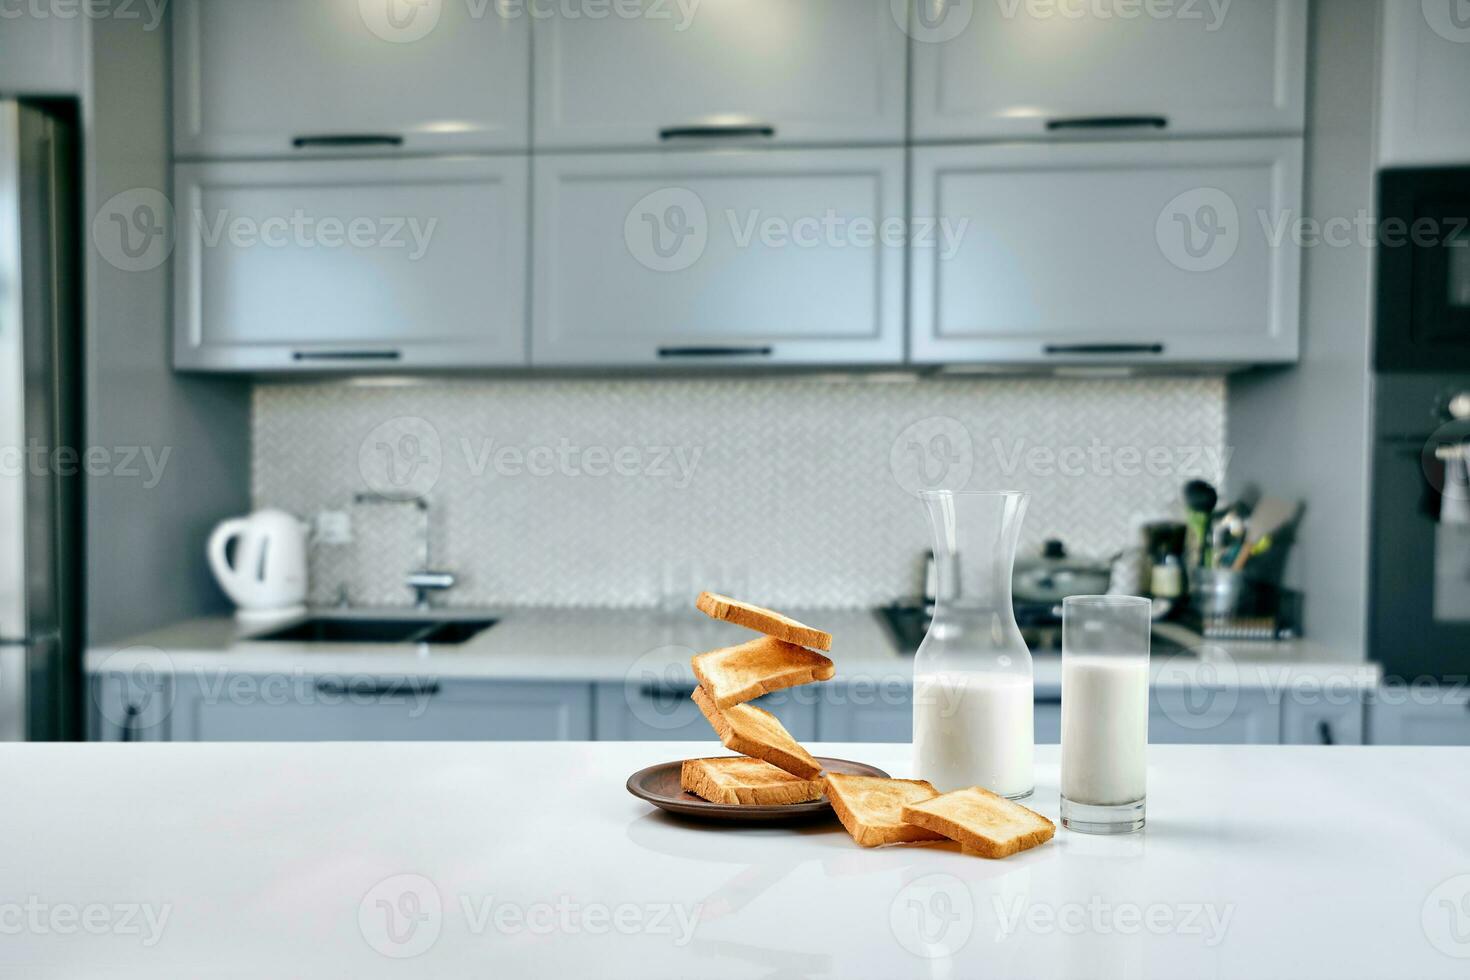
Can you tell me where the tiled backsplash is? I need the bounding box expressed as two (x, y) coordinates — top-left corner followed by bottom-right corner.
(253, 376), (1227, 609)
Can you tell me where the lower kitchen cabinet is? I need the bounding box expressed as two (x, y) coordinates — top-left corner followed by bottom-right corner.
(163, 674), (591, 742)
(1281, 696), (1365, 746)
(1367, 688), (1470, 745)
(90, 672), (174, 743)
(595, 682), (817, 741)
(817, 686), (1285, 745)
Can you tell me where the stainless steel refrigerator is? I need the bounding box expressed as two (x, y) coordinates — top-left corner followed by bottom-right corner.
(0, 99), (82, 741)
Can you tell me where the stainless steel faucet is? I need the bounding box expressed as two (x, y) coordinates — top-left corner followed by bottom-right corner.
(352, 493), (457, 610)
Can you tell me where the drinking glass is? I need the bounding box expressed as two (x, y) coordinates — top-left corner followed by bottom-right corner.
(1060, 595), (1151, 834)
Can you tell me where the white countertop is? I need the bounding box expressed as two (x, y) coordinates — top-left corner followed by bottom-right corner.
(3, 741), (1464, 978)
(86, 608), (1380, 692)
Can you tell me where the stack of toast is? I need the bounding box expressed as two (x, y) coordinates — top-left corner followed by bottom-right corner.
(676, 593), (1055, 860)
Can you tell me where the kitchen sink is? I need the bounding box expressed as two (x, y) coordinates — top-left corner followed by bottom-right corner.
(252, 617), (497, 645)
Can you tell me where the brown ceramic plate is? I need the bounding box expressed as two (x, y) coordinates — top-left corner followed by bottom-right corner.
(627, 757), (891, 823)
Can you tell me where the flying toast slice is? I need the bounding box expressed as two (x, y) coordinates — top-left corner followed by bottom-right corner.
(692, 685), (822, 780)
(900, 786), (1056, 859)
(824, 773), (948, 847)
(691, 636), (835, 709)
(695, 592), (833, 652)
(680, 757), (825, 806)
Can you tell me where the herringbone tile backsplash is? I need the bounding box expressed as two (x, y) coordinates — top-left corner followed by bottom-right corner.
(253, 376), (1227, 609)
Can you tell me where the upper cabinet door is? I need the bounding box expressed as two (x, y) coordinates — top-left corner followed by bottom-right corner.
(532, 0), (908, 150)
(910, 0), (1307, 140)
(532, 148), (905, 366)
(173, 156), (529, 371)
(173, 0), (530, 157)
(910, 139), (1303, 366)
(1379, 1), (1470, 166)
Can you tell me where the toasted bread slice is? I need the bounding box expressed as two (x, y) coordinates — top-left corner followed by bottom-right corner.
(680, 757), (825, 806)
(824, 773), (948, 847)
(900, 786), (1056, 859)
(691, 636), (835, 709)
(691, 685), (822, 780)
(695, 592), (833, 651)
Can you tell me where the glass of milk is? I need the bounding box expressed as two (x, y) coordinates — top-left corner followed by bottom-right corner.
(913, 491), (1035, 800)
(1060, 595), (1152, 834)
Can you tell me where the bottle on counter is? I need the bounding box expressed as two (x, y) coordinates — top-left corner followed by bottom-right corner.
(912, 490), (1035, 800)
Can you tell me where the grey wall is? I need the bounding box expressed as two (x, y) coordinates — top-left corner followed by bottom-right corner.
(84, 7), (251, 644)
(1226, 0), (1380, 658)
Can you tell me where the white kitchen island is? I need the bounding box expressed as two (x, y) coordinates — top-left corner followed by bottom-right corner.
(3, 742), (1465, 979)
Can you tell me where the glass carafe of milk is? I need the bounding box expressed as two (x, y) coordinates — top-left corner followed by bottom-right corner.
(913, 490), (1035, 799)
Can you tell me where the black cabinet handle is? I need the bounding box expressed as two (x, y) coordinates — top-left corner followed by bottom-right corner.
(292, 134), (404, 149)
(121, 703), (139, 743)
(658, 346), (773, 359)
(1046, 116), (1168, 132)
(639, 683), (696, 700)
(292, 350), (402, 362)
(1044, 343), (1165, 356)
(1317, 720), (1335, 745)
(659, 124), (775, 141)
(314, 679), (441, 698)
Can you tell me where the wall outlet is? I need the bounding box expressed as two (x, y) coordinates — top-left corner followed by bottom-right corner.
(314, 510), (353, 545)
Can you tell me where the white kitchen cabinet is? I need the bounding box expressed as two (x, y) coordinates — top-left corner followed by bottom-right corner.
(1367, 688), (1470, 745)
(173, 156), (529, 371)
(910, 139), (1303, 366)
(0, 7), (84, 96)
(1150, 688), (1281, 745)
(173, 0), (529, 157)
(1379, 0), (1470, 166)
(594, 682), (816, 741)
(533, 148), (905, 367)
(90, 672), (172, 742)
(908, 0), (1306, 141)
(1282, 697), (1365, 745)
(532, 0), (906, 150)
(167, 675), (592, 741)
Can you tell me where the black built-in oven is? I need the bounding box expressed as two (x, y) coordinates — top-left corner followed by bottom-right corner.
(1372, 167), (1470, 682)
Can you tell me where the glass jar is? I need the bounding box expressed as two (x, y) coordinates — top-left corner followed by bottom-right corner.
(912, 490), (1035, 799)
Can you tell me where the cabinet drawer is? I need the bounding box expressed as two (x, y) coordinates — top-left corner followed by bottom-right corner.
(908, 0), (1305, 140)
(1367, 690), (1470, 746)
(595, 682), (817, 741)
(173, 0), (529, 157)
(533, 0), (906, 150)
(174, 156), (529, 371)
(1379, 1), (1470, 166)
(533, 148), (905, 367)
(910, 139), (1302, 366)
(171, 677), (592, 742)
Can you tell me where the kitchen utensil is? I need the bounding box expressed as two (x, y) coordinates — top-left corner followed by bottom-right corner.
(1183, 480), (1218, 568)
(625, 758), (890, 823)
(1013, 539), (1113, 605)
(207, 509), (309, 625)
(1192, 568), (1248, 619)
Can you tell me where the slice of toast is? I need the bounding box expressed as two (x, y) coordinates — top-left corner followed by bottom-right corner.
(900, 786), (1056, 859)
(824, 773), (948, 847)
(695, 592), (833, 652)
(680, 757), (825, 806)
(692, 685), (822, 780)
(691, 636), (835, 709)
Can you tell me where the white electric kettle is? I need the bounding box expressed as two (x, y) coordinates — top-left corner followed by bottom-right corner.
(207, 509), (309, 625)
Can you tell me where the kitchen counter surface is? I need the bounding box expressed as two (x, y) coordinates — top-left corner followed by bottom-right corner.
(86, 608), (1380, 692)
(4, 741), (1464, 979)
